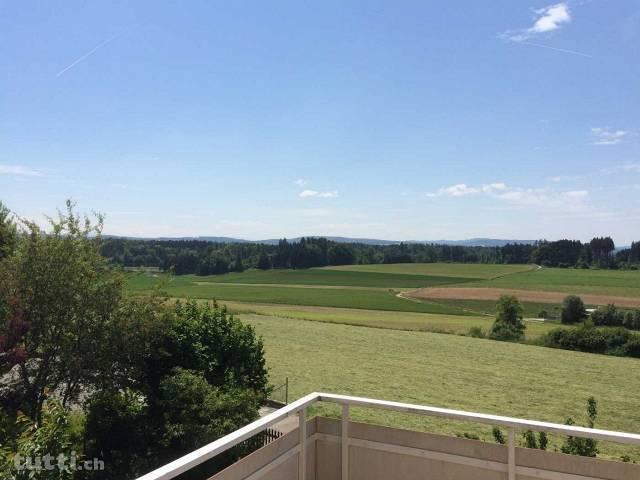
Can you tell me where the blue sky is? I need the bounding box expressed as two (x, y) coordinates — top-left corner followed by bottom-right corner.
(1, 1), (639, 243)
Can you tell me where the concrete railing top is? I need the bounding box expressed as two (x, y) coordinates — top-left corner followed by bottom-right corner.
(136, 392), (640, 480)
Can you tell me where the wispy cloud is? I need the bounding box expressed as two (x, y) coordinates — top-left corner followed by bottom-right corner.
(426, 184), (479, 197)
(426, 183), (509, 198)
(427, 182), (590, 211)
(299, 189), (338, 198)
(0, 164), (43, 176)
(501, 3), (572, 42)
(591, 127), (627, 145)
(294, 178), (308, 186)
(499, 3), (590, 57)
(56, 32), (122, 77)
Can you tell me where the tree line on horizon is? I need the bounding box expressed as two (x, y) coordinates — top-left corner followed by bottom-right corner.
(101, 235), (640, 275)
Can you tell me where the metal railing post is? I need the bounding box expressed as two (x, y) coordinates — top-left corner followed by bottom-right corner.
(507, 427), (516, 480)
(298, 407), (306, 480)
(341, 404), (349, 480)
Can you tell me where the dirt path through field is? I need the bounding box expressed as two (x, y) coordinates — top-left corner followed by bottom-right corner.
(407, 287), (640, 308)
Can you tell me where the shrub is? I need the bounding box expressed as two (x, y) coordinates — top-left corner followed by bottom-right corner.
(468, 326), (485, 338)
(489, 296), (525, 342)
(591, 304), (624, 327)
(0, 401), (76, 480)
(561, 397), (599, 457)
(561, 295), (587, 324)
(623, 310), (640, 331)
(541, 324), (638, 357)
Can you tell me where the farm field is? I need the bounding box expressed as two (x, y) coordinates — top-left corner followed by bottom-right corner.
(127, 274), (475, 316)
(222, 301), (558, 338)
(188, 268), (478, 288)
(243, 313), (640, 461)
(323, 262), (536, 278)
(455, 267), (640, 298)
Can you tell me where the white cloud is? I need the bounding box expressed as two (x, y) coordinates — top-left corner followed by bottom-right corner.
(591, 127), (627, 145)
(481, 183), (508, 193)
(426, 184), (480, 197)
(501, 3), (571, 42)
(427, 182), (508, 197)
(0, 164), (43, 176)
(294, 178), (307, 186)
(299, 189), (338, 198)
(427, 181), (590, 211)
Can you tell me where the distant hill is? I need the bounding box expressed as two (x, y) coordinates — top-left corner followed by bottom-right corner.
(106, 235), (535, 247)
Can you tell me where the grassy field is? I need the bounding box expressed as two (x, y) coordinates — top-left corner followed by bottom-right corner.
(461, 267), (640, 298)
(189, 268), (477, 288)
(128, 274), (476, 315)
(323, 263), (536, 279)
(222, 301), (558, 339)
(242, 313), (640, 460)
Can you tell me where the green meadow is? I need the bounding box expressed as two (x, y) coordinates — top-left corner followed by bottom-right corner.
(323, 262), (536, 279)
(461, 267), (640, 297)
(127, 274), (473, 316)
(243, 313), (640, 461)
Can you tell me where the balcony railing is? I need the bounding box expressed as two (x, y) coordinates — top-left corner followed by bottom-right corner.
(137, 392), (640, 480)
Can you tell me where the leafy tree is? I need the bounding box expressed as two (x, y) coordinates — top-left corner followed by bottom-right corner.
(489, 295), (526, 341)
(86, 300), (268, 479)
(0, 201), (18, 261)
(0, 201), (125, 421)
(561, 295), (587, 324)
(561, 397), (599, 457)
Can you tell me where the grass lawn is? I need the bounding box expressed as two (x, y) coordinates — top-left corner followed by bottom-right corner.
(323, 263), (536, 279)
(462, 267), (640, 297)
(242, 313), (640, 461)
(127, 274), (475, 316)
(189, 268), (476, 288)
(223, 301), (558, 339)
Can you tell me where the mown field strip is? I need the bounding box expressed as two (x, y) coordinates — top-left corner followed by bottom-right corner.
(128, 275), (476, 316)
(192, 281), (391, 291)
(188, 268), (478, 288)
(243, 313), (640, 461)
(322, 263), (537, 279)
(460, 267), (640, 298)
(222, 300), (558, 338)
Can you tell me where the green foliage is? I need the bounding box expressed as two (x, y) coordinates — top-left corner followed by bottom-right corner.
(0, 201), (18, 261)
(0, 402), (76, 480)
(561, 295), (587, 324)
(0, 201), (126, 420)
(148, 300), (269, 395)
(86, 300), (268, 479)
(489, 295), (525, 341)
(521, 430), (547, 450)
(157, 368), (260, 453)
(83, 392), (147, 480)
(561, 397), (599, 457)
(492, 427), (505, 444)
(591, 304), (625, 327)
(467, 326), (485, 338)
(541, 324), (640, 358)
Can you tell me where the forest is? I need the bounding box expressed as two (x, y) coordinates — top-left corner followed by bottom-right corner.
(101, 236), (640, 275)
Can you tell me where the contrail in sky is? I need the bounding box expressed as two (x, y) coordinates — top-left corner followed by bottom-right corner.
(56, 32), (123, 77)
(519, 41), (593, 58)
